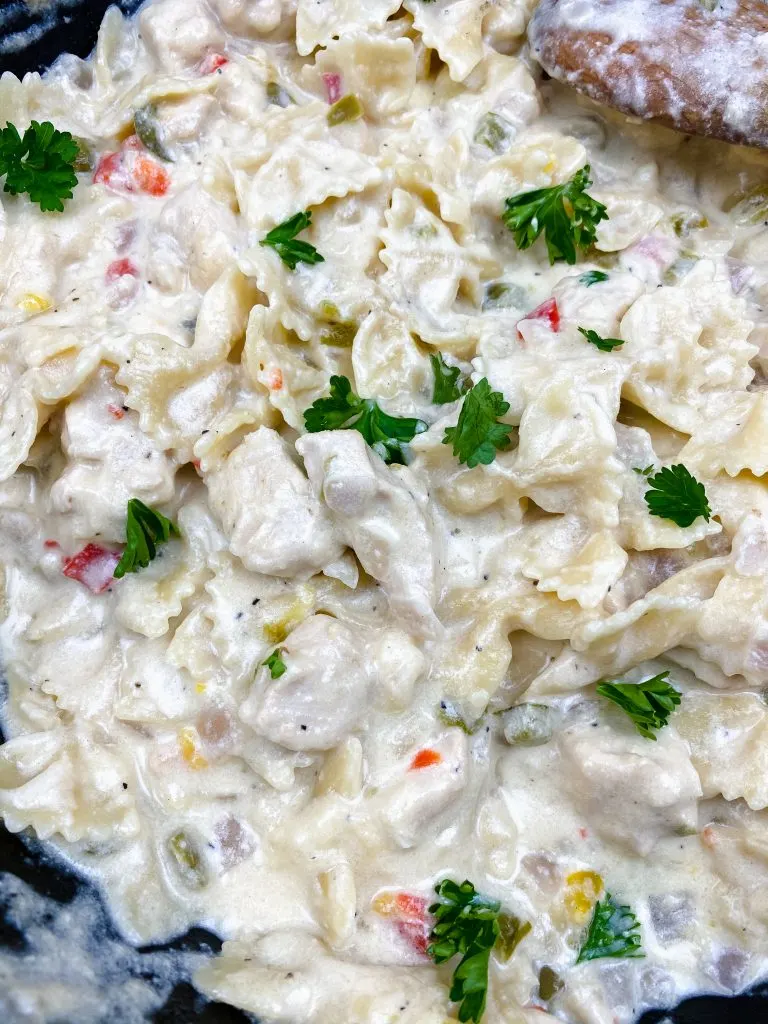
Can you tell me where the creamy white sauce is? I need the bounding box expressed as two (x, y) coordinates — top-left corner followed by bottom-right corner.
(2, 1), (768, 1022)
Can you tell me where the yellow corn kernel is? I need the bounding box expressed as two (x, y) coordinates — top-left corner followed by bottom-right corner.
(179, 726), (208, 770)
(564, 870), (604, 920)
(195, 682), (207, 694)
(18, 293), (52, 314)
(543, 159), (556, 174)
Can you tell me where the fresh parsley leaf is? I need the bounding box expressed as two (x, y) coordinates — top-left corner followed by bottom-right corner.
(576, 893), (643, 963)
(260, 210), (325, 270)
(113, 499), (180, 578)
(643, 463), (712, 527)
(578, 326), (624, 352)
(430, 353), (470, 404)
(263, 649), (287, 679)
(303, 375), (427, 465)
(442, 378), (514, 468)
(502, 165), (608, 265)
(428, 880), (501, 1023)
(597, 671), (681, 740)
(633, 465), (654, 477)
(0, 121), (78, 212)
(579, 270), (608, 286)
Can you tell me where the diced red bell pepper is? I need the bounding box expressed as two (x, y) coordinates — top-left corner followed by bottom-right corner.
(62, 544), (121, 593)
(409, 748), (443, 771)
(322, 72), (343, 104)
(199, 52), (229, 75)
(516, 297), (560, 339)
(373, 891), (432, 955)
(93, 147), (170, 197)
(106, 258), (139, 283)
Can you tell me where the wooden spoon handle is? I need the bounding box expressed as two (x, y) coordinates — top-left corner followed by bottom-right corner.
(528, 0), (768, 149)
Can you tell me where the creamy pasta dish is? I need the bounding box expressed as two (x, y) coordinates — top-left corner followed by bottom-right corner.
(3, 1), (768, 1021)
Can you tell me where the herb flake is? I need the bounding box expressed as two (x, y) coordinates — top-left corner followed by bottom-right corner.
(578, 326), (624, 352)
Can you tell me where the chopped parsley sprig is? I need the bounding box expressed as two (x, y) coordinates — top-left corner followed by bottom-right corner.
(597, 672), (681, 740)
(442, 378), (514, 468)
(576, 893), (643, 963)
(502, 165), (608, 265)
(643, 464), (712, 528)
(0, 121), (79, 212)
(260, 210), (324, 270)
(303, 375), (426, 465)
(428, 879), (529, 1023)
(430, 352), (471, 404)
(114, 499), (180, 578)
(578, 326), (624, 352)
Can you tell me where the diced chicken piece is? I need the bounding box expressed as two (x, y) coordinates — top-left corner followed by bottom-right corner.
(207, 428), (343, 578)
(50, 368), (175, 542)
(377, 730), (468, 849)
(196, 932), (448, 1024)
(148, 185), (240, 293)
(297, 431), (440, 638)
(140, 0), (225, 72)
(559, 724), (701, 856)
(240, 614), (370, 751)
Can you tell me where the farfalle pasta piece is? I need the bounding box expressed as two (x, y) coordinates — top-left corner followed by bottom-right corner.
(296, 0), (401, 55)
(351, 310), (428, 402)
(305, 34), (417, 120)
(148, 184), (240, 294)
(620, 263), (757, 433)
(0, 366), (38, 482)
(116, 269), (258, 456)
(235, 123), (382, 232)
(241, 305), (328, 429)
(520, 516), (628, 609)
(679, 391), (768, 479)
(571, 558), (727, 676)
(404, 0), (487, 82)
(474, 130), (586, 215)
(593, 193), (664, 252)
(506, 358), (626, 527)
(196, 932), (448, 1023)
(379, 188), (497, 351)
(114, 502), (223, 640)
(24, 585), (122, 719)
(239, 191), (384, 342)
(0, 726), (139, 843)
(676, 692), (768, 810)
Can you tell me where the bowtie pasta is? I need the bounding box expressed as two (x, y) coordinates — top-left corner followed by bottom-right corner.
(2, 0), (768, 1021)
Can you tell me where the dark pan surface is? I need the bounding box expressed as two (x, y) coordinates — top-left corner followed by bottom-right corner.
(1, 3), (767, 1022)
